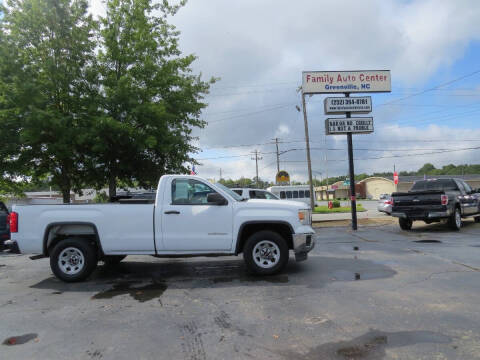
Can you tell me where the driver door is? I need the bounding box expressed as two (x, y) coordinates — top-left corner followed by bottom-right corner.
(161, 178), (233, 252)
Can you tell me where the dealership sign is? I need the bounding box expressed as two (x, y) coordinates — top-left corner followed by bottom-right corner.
(325, 117), (374, 135)
(324, 96), (372, 114)
(303, 70), (391, 94)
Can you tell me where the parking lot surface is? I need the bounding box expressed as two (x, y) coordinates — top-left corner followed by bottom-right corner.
(1, 220), (480, 359)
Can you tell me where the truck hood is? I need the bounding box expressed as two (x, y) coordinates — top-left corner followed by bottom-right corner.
(241, 199), (310, 210)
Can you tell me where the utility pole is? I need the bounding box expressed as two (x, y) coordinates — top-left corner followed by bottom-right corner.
(273, 137), (280, 174)
(251, 150), (262, 187)
(219, 168), (222, 181)
(301, 93), (315, 211)
(345, 93), (358, 231)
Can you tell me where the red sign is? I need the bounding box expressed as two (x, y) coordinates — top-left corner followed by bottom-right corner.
(393, 171), (399, 185)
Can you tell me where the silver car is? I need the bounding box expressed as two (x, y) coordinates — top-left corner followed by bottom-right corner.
(377, 194), (392, 214)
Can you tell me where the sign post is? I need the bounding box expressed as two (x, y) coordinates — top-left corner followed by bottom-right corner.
(302, 70), (391, 231)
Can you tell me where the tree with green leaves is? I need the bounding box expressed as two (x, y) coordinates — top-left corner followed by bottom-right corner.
(0, 0), (98, 202)
(93, 0), (214, 200)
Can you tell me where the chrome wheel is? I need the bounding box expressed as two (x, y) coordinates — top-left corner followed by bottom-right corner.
(455, 209), (461, 228)
(253, 240), (281, 269)
(58, 247), (85, 275)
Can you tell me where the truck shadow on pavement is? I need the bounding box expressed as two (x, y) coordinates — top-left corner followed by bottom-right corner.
(30, 256), (396, 302)
(404, 218), (478, 233)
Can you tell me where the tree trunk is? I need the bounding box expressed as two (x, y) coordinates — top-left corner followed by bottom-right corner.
(62, 188), (71, 204)
(109, 174), (117, 202)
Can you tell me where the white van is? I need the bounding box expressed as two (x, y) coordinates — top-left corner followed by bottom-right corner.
(266, 186), (318, 207)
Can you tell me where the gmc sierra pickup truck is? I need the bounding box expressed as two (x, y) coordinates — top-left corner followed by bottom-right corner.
(10, 175), (315, 282)
(391, 178), (480, 230)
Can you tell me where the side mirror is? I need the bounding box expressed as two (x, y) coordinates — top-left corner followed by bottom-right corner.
(207, 193), (227, 205)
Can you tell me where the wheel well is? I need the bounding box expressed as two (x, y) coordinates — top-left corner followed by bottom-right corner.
(235, 222), (293, 254)
(43, 223), (103, 257)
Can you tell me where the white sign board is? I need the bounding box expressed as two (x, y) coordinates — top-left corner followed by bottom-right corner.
(325, 117), (374, 135)
(303, 70), (391, 94)
(324, 96), (372, 114)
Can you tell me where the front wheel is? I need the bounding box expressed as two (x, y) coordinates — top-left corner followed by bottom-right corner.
(50, 238), (98, 282)
(449, 207), (462, 230)
(243, 231), (289, 275)
(399, 218), (412, 230)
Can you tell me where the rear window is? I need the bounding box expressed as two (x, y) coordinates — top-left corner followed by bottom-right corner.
(411, 179), (458, 192)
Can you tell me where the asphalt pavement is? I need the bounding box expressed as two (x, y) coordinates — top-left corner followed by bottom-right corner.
(1, 219), (480, 359)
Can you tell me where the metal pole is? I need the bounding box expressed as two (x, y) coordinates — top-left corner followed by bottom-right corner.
(274, 138), (280, 174)
(251, 150), (262, 187)
(345, 93), (357, 230)
(301, 93), (315, 210)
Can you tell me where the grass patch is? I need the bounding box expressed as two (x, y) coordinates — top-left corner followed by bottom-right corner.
(313, 204), (366, 213)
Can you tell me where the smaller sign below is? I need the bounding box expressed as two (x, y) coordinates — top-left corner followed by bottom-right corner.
(325, 117), (374, 135)
(324, 96), (372, 115)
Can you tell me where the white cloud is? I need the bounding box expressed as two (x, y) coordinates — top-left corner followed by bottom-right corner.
(90, 0), (480, 182)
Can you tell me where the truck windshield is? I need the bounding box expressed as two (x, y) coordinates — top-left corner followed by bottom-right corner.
(410, 179), (458, 192)
(215, 183), (244, 201)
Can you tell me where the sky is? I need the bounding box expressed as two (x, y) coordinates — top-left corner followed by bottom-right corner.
(92, 0), (480, 183)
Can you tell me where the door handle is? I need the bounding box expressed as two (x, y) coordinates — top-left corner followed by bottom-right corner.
(164, 210), (180, 214)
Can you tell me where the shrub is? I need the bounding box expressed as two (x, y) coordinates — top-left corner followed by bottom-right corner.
(332, 200), (341, 208)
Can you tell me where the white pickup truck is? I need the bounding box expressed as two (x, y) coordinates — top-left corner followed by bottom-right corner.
(10, 175), (315, 282)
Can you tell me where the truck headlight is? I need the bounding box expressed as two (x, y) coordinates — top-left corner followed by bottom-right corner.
(298, 209), (311, 225)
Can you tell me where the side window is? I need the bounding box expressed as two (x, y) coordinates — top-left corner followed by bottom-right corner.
(305, 190), (310, 198)
(232, 190), (242, 195)
(293, 191), (298, 198)
(299, 190), (305, 198)
(265, 192), (278, 200)
(171, 179), (215, 205)
(456, 180), (466, 195)
(462, 181), (472, 194)
(249, 190), (257, 199)
(280, 191), (286, 199)
(255, 191), (267, 199)
(286, 191), (292, 199)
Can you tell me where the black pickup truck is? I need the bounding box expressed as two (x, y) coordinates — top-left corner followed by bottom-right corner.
(391, 178), (480, 230)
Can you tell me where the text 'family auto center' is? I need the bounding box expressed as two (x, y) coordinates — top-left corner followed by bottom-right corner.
(303, 71), (390, 92)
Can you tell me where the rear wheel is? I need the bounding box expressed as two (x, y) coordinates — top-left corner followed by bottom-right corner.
(399, 218), (412, 230)
(243, 231), (289, 275)
(50, 238), (97, 282)
(449, 207), (462, 230)
(102, 255), (126, 266)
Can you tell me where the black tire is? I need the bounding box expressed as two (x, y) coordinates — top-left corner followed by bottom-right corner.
(399, 218), (412, 230)
(102, 255), (126, 266)
(448, 207), (462, 231)
(243, 230), (289, 275)
(50, 238), (98, 282)
(474, 216), (480, 223)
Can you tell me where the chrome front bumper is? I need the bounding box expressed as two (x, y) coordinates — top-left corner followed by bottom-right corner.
(293, 233), (315, 261)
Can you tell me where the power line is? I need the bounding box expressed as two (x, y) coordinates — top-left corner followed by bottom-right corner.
(379, 69), (480, 106)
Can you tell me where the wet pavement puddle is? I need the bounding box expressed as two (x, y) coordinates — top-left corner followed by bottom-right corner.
(91, 281), (167, 302)
(3, 333), (38, 346)
(285, 329), (451, 359)
(414, 240), (442, 243)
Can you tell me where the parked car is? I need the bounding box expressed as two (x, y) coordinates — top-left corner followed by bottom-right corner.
(231, 188), (279, 200)
(377, 194), (392, 214)
(10, 175), (315, 282)
(0, 201), (10, 250)
(391, 178), (480, 230)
